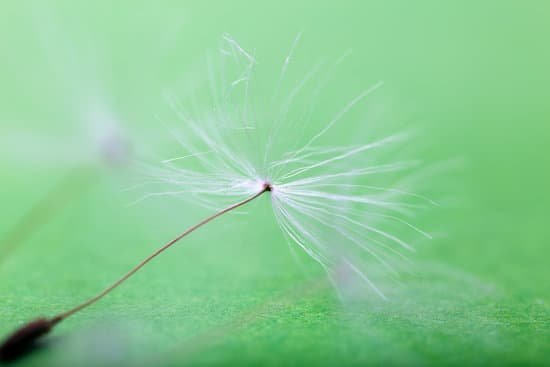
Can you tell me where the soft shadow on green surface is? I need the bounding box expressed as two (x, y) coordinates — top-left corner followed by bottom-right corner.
(1, 1), (549, 366)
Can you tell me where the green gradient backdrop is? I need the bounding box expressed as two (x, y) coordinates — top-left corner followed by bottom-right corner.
(0, 1), (549, 366)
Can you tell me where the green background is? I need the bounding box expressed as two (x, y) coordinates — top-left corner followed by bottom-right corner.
(0, 1), (548, 366)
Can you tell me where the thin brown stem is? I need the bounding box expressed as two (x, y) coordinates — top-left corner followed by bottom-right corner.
(53, 187), (269, 322)
(0, 185), (270, 361)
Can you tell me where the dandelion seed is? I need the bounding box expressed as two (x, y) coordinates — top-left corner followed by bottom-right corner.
(1, 35), (434, 361)
(145, 35), (434, 296)
(0, 18), (134, 269)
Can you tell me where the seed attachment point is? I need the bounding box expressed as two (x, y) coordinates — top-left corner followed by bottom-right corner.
(263, 182), (273, 192)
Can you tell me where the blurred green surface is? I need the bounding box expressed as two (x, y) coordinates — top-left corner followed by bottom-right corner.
(0, 1), (549, 366)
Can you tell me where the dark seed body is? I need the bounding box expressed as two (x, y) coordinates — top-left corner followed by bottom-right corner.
(0, 318), (55, 362)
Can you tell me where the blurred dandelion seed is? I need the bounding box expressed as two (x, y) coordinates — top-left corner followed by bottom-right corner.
(0, 16), (133, 268)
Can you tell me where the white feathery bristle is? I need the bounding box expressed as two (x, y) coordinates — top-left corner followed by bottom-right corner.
(139, 35), (434, 299)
